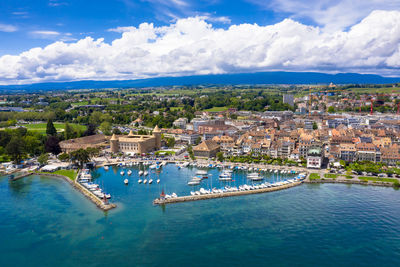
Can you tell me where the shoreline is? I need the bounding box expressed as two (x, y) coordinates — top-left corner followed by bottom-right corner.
(304, 178), (398, 188)
(153, 181), (303, 205)
(9, 172), (116, 211)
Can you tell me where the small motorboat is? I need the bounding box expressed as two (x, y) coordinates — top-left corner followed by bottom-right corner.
(120, 171), (125, 176)
(127, 170), (132, 175)
(188, 180), (200, 186)
(138, 179), (143, 184)
(157, 179), (160, 184)
(143, 179), (148, 184)
(124, 179), (129, 185)
(139, 171), (144, 176)
(144, 171), (149, 176)
(104, 166), (109, 171)
(148, 179), (153, 184)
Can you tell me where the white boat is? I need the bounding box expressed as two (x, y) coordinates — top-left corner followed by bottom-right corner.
(139, 170), (144, 176)
(190, 191), (195, 196)
(120, 171), (125, 176)
(149, 164), (157, 169)
(171, 193), (178, 198)
(157, 179), (160, 184)
(149, 179), (153, 184)
(127, 170), (132, 175)
(188, 180), (200, 186)
(104, 166), (109, 171)
(124, 179), (129, 185)
(247, 172), (263, 181)
(144, 171), (149, 176)
(138, 179), (143, 184)
(143, 179), (148, 184)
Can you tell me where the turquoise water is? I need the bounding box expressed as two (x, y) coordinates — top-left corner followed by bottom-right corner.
(1, 164), (400, 267)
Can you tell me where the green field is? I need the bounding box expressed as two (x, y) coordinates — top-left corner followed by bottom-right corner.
(204, 106), (228, 112)
(324, 173), (338, 179)
(309, 173), (321, 180)
(170, 107), (184, 111)
(21, 123), (86, 134)
(42, 169), (77, 180)
(358, 177), (399, 183)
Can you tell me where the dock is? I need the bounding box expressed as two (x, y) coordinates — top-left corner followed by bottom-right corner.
(153, 181), (302, 205)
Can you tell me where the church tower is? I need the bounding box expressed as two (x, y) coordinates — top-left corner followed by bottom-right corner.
(110, 134), (119, 153)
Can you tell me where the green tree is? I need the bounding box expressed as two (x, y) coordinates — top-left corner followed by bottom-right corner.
(58, 153), (70, 162)
(23, 135), (42, 156)
(64, 123), (75, 140)
(166, 137), (175, 148)
(70, 149), (90, 168)
(45, 136), (61, 155)
(38, 153), (49, 166)
(46, 119), (57, 136)
(327, 106), (335, 113)
(99, 121), (112, 135)
(86, 147), (100, 158)
(312, 122), (318, 130)
(6, 136), (25, 164)
(216, 152), (224, 162)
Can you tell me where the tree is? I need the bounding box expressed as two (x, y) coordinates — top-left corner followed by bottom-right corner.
(45, 136), (61, 155)
(23, 135), (43, 156)
(327, 106), (335, 113)
(83, 124), (97, 136)
(312, 122), (318, 130)
(99, 121), (112, 135)
(86, 147), (100, 158)
(166, 137), (175, 148)
(194, 137), (202, 145)
(58, 153), (70, 162)
(6, 136), (25, 164)
(64, 123), (75, 140)
(70, 149), (90, 168)
(216, 152), (224, 162)
(38, 153), (49, 166)
(46, 119), (57, 136)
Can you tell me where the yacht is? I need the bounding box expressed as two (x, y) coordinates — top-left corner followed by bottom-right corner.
(124, 179), (129, 185)
(143, 179), (148, 184)
(219, 171), (232, 181)
(139, 170), (144, 176)
(247, 172), (263, 181)
(196, 170), (208, 179)
(120, 171), (125, 176)
(157, 179), (160, 184)
(149, 164), (157, 169)
(144, 171), (149, 176)
(148, 179), (153, 184)
(188, 180), (200, 186)
(127, 170), (132, 175)
(138, 179), (143, 184)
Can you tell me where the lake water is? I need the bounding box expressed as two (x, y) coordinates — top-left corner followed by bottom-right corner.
(1, 164), (400, 267)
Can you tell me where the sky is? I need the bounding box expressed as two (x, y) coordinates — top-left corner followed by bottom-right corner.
(0, 0), (400, 85)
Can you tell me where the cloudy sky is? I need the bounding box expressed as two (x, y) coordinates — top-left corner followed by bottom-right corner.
(0, 0), (400, 84)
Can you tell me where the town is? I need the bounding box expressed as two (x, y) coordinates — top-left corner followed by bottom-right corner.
(1, 83), (400, 189)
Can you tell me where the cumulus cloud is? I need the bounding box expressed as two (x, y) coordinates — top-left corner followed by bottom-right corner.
(1, 10), (400, 85)
(250, 0), (400, 31)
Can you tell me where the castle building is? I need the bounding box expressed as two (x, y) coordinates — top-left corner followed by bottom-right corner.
(110, 126), (161, 154)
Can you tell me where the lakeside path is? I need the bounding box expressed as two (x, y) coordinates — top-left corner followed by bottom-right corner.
(9, 171), (116, 212)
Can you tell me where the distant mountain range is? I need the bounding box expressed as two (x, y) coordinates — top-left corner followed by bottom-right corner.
(1, 71), (400, 91)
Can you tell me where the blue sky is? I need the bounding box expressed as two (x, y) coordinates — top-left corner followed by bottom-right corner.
(0, 0), (400, 84)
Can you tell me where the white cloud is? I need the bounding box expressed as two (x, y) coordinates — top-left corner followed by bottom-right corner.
(30, 30), (61, 39)
(0, 23), (18, 32)
(1, 11), (400, 85)
(250, 0), (400, 31)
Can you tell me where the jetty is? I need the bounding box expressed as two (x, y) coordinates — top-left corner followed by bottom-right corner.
(153, 180), (302, 205)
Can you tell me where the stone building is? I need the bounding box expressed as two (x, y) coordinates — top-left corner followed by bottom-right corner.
(193, 140), (220, 158)
(110, 126), (161, 154)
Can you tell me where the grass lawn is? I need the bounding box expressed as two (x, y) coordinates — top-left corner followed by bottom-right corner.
(309, 173), (321, 180)
(358, 177), (399, 183)
(324, 173), (338, 179)
(156, 151), (176, 156)
(170, 107), (184, 111)
(345, 175), (354, 179)
(21, 123), (86, 134)
(72, 101), (89, 106)
(204, 106), (228, 112)
(54, 169), (77, 180)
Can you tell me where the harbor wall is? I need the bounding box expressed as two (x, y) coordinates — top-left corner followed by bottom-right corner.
(153, 181), (302, 205)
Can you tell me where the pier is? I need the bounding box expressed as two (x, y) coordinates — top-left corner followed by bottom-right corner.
(153, 181), (302, 205)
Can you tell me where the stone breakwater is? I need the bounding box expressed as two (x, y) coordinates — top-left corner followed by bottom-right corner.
(153, 181), (302, 205)
(11, 172), (116, 211)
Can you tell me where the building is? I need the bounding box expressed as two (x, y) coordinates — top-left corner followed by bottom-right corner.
(307, 147), (323, 169)
(110, 126), (161, 154)
(283, 94), (294, 107)
(173, 118), (188, 129)
(193, 140), (220, 158)
(59, 134), (108, 153)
